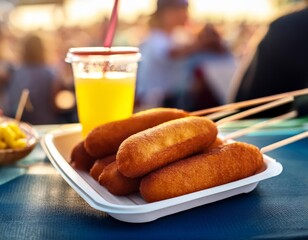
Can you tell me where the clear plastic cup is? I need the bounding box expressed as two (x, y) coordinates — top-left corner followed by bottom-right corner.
(66, 47), (141, 137)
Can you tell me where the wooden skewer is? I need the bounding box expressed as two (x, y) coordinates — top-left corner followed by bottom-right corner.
(15, 89), (30, 122)
(190, 88), (308, 116)
(205, 109), (238, 121)
(261, 131), (308, 153)
(222, 110), (297, 141)
(215, 96), (294, 126)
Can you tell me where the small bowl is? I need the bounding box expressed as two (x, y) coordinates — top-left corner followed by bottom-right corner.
(0, 117), (39, 165)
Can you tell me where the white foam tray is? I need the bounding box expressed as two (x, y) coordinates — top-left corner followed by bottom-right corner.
(41, 125), (283, 223)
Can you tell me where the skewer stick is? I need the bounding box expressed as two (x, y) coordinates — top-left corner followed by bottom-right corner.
(190, 88), (308, 116)
(222, 110), (297, 141)
(261, 131), (308, 153)
(205, 109), (238, 121)
(215, 96), (294, 126)
(15, 89), (30, 122)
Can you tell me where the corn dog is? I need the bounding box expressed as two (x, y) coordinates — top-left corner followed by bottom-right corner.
(89, 155), (115, 180)
(70, 141), (96, 171)
(140, 142), (264, 202)
(98, 137), (222, 196)
(98, 162), (141, 196)
(117, 116), (217, 178)
(205, 137), (224, 152)
(84, 108), (189, 158)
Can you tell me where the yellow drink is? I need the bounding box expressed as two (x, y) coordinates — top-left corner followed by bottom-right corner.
(66, 46), (140, 137)
(75, 73), (136, 137)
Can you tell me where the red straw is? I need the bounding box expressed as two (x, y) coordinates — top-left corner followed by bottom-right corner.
(104, 0), (120, 48)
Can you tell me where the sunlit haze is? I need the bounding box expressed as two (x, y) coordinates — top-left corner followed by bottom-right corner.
(8, 0), (276, 31)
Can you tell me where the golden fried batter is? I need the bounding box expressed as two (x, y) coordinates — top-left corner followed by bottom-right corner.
(117, 116), (217, 178)
(140, 142), (264, 202)
(89, 155), (115, 180)
(98, 162), (141, 196)
(84, 108), (189, 158)
(70, 141), (96, 171)
(202, 137), (224, 153)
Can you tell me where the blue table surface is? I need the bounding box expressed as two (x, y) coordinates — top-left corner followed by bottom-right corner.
(0, 123), (308, 240)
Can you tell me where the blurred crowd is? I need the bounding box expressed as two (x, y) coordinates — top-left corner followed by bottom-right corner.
(0, 0), (307, 124)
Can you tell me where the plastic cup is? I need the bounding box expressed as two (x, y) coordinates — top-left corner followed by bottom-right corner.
(66, 47), (141, 137)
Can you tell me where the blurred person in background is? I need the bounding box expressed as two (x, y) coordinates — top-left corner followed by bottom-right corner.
(52, 37), (79, 123)
(186, 23), (235, 110)
(136, 0), (193, 110)
(6, 34), (61, 124)
(0, 26), (14, 114)
(137, 0), (224, 108)
(136, 0), (230, 111)
(229, 2), (308, 116)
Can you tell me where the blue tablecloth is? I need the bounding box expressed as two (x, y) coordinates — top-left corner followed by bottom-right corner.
(0, 124), (308, 240)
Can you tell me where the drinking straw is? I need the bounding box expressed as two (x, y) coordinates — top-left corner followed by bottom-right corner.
(104, 0), (120, 48)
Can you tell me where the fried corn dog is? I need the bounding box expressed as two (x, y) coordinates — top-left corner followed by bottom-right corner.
(85, 108), (189, 158)
(89, 155), (115, 180)
(98, 162), (141, 196)
(70, 141), (96, 171)
(117, 116), (217, 178)
(140, 142), (264, 202)
(206, 137), (224, 151)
